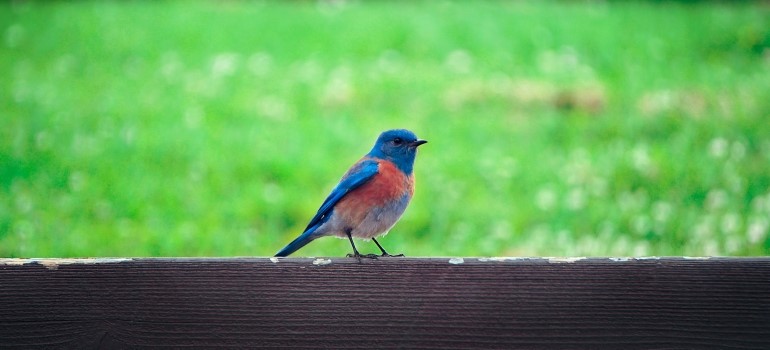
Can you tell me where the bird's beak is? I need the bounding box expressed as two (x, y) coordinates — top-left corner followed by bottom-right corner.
(409, 139), (428, 148)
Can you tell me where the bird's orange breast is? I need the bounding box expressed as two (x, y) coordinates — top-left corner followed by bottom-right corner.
(334, 159), (414, 225)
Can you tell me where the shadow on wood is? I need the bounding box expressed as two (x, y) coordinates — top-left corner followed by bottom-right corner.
(1, 257), (769, 349)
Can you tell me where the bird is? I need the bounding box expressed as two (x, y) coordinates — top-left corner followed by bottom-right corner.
(274, 129), (427, 258)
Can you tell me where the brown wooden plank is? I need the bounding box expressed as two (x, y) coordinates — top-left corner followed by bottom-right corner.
(1, 257), (769, 349)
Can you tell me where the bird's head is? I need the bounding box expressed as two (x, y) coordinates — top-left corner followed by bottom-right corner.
(368, 129), (427, 174)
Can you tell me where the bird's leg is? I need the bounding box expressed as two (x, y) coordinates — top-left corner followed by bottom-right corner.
(345, 231), (378, 259)
(372, 237), (404, 257)
(345, 231), (361, 257)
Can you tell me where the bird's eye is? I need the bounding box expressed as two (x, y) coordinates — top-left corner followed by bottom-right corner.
(392, 138), (403, 145)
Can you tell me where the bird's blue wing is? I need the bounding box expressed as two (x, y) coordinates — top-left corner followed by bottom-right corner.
(274, 159), (379, 257)
(303, 159), (379, 232)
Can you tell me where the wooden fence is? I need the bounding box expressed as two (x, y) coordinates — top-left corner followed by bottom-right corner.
(1, 257), (769, 349)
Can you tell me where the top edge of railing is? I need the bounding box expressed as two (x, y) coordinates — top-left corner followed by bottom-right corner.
(2, 256), (770, 270)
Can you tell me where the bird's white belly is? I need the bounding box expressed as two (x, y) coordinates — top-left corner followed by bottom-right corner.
(351, 205), (404, 239)
(322, 197), (410, 240)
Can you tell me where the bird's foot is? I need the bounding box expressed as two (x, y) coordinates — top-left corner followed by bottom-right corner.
(381, 253), (405, 257)
(346, 253), (379, 259)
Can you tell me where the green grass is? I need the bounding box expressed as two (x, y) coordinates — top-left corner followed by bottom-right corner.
(2, 1), (769, 257)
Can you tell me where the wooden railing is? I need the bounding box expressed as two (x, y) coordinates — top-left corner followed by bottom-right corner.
(1, 257), (769, 349)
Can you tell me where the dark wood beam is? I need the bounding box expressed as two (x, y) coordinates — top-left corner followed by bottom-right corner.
(1, 257), (769, 349)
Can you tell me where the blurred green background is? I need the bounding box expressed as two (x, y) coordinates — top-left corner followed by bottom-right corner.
(2, 1), (769, 258)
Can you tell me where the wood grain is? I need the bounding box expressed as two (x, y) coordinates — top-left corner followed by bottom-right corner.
(1, 257), (769, 349)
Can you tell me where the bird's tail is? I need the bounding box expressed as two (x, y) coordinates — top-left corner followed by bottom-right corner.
(274, 229), (319, 257)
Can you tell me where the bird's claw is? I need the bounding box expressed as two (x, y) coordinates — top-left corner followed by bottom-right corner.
(381, 253), (405, 257)
(346, 253), (379, 259)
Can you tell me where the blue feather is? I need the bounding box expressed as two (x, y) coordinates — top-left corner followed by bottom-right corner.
(273, 221), (324, 257)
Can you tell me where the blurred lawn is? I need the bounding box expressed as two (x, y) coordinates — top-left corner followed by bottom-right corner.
(2, 1), (769, 257)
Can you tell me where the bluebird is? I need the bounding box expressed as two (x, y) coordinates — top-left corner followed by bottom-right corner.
(275, 129), (427, 258)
